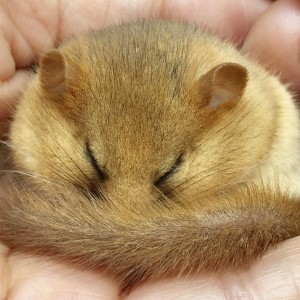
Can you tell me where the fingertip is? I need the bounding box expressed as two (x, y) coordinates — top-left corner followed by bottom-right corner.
(0, 69), (31, 109)
(0, 70), (31, 138)
(243, 0), (300, 92)
(160, 0), (271, 43)
(0, 37), (15, 81)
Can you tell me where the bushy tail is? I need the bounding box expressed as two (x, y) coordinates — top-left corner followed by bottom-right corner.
(1, 181), (300, 286)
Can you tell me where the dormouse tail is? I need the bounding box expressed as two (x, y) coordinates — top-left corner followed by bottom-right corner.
(0, 183), (300, 286)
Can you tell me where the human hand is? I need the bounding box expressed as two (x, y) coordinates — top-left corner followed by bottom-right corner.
(1, 0), (300, 299)
(1, 237), (299, 299)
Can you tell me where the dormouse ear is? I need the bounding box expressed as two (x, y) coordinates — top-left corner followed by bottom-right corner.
(39, 49), (67, 98)
(198, 62), (248, 108)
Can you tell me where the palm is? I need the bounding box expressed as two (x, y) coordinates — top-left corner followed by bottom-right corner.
(1, 0), (300, 298)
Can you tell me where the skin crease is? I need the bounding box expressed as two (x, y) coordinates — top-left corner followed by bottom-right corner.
(0, 0), (300, 299)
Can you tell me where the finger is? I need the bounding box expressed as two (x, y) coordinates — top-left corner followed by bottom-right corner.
(0, 0), (58, 119)
(58, 0), (161, 39)
(0, 244), (9, 298)
(0, 35), (15, 81)
(3, 0), (57, 65)
(0, 70), (31, 137)
(242, 0), (300, 92)
(127, 237), (300, 300)
(0, 70), (31, 103)
(59, 0), (272, 43)
(160, 0), (272, 43)
(5, 254), (120, 300)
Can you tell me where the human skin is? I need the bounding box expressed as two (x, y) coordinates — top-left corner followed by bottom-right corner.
(1, 0), (300, 299)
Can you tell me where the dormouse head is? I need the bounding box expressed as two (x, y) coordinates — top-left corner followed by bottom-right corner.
(10, 24), (273, 205)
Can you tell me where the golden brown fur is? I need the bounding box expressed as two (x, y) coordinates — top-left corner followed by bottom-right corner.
(1, 20), (300, 287)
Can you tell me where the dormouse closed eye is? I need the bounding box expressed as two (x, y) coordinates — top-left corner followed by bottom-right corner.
(154, 154), (184, 187)
(85, 141), (107, 181)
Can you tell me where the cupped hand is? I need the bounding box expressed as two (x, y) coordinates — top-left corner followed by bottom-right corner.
(1, 0), (300, 299)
